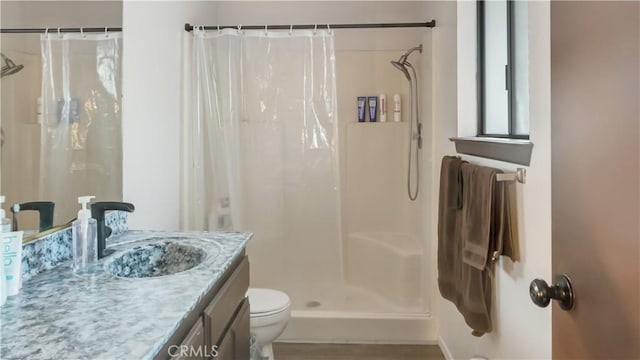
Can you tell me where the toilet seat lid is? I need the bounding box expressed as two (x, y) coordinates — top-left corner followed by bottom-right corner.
(247, 288), (290, 315)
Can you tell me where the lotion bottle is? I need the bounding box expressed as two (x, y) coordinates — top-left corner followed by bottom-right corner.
(393, 94), (402, 122)
(72, 196), (97, 275)
(379, 94), (387, 122)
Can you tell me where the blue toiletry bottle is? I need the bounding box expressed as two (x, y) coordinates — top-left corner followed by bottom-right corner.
(357, 97), (366, 122)
(368, 96), (378, 122)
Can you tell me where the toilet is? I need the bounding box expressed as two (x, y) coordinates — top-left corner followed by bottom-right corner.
(247, 288), (291, 360)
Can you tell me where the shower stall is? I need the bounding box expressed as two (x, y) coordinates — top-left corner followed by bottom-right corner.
(184, 24), (435, 343)
(1, 32), (123, 229)
(0, 49), (42, 231)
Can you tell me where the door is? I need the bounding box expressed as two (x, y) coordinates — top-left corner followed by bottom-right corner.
(547, 1), (640, 358)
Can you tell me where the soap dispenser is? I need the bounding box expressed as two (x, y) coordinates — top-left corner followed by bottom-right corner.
(72, 196), (97, 274)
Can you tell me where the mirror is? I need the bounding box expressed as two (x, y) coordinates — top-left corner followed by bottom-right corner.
(0, 1), (123, 241)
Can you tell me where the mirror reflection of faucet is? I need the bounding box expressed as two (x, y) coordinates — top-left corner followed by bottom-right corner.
(10, 201), (55, 233)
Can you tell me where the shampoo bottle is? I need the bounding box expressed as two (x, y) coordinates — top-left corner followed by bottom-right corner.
(368, 96), (378, 122)
(72, 196), (97, 275)
(357, 97), (366, 122)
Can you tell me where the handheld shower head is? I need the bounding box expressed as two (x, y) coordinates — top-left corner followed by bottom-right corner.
(391, 60), (411, 81)
(390, 44), (422, 81)
(1, 53), (24, 78)
(390, 45), (424, 201)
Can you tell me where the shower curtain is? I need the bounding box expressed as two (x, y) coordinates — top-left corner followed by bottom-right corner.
(184, 28), (342, 289)
(40, 32), (122, 224)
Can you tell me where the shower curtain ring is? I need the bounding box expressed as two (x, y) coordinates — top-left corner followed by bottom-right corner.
(264, 24), (268, 35)
(57, 27), (61, 38)
(217, 25), (220, 34)
(327, 24), (331, 34)
(289, 24), (293, 35)
(237, 24), (243, 34)
(314, 24), (318, 35)
(80, 27), (85, 38)
(44, 27), (49, 39)
(105, 27), (109, 37)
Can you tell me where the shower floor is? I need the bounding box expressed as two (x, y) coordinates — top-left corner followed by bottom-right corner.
(286, 282), (426, 314)
(280, 282), (435, 343)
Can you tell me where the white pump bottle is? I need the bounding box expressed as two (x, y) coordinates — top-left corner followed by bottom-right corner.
(72, 196), (97, 274)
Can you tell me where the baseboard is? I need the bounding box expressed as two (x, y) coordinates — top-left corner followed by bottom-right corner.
(438, 336), (454, 360)
(279, 311), (438, 344)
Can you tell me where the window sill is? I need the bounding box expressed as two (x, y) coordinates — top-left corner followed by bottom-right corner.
(449, 136), (533, 166)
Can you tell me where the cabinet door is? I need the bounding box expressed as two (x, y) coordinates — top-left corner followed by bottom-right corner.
(215, 298), (250, 360)
(170, 318), (205, 360)
(215, 329), (234, 360)
(231, 297), (250, 360)
(204, 257), (249, 346)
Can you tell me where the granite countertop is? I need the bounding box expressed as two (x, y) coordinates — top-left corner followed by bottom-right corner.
(0, 230), (252, 360)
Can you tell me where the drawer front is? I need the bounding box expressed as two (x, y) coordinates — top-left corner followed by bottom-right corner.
(204, 257), (249, 347)
(214, 298), (250, 360)
(170, 318), (205, 360)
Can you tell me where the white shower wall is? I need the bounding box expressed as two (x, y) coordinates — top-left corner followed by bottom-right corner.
(337, 46), (430, 312)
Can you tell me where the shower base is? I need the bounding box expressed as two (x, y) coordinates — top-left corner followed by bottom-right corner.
(279, 283), (437, 344)
(288, 282), (423, 313)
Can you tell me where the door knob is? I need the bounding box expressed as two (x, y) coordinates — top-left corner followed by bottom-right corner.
(529, 274), (574, 310)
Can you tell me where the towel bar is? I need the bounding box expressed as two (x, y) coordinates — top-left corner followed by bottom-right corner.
(496, 168), (526, 184)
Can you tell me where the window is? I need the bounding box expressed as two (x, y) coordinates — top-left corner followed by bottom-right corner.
(477, 0), (529, 139)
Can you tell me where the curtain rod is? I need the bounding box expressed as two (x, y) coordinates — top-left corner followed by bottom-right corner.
(185, 20), (436, 32)
(0, 27), (122, 34)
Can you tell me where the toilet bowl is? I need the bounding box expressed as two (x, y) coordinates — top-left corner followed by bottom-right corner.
(247, 288), (291, 360)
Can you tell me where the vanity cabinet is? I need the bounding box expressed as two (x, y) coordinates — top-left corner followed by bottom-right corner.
(170, 320), (205, 360)
(158, 255), (250, 360)
(216, 298), (250, 360)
